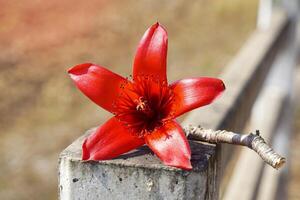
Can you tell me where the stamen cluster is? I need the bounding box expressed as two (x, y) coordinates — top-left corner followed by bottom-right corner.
(113, 75), (174, 136)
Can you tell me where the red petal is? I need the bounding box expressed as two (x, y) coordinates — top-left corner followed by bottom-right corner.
(133, 22), (168, 82)
(68, 63), (127, 113)
(145, 120), (192, 170)
(82, 117), (145, 160)
(169, 77), (225, 117)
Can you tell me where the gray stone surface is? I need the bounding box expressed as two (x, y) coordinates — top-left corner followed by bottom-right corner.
(59, 129), (218, 200)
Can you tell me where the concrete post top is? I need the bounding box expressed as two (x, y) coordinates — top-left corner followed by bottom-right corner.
(59, 128), (218, 200)
(59, 128), (216, 173)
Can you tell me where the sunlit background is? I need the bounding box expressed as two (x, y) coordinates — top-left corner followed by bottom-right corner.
(0, 0), (299, 199)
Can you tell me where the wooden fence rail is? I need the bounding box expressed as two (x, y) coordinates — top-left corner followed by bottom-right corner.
(184, 8), (290, 198)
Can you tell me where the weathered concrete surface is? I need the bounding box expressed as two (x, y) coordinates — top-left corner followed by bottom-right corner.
(59, 129), (217, 200)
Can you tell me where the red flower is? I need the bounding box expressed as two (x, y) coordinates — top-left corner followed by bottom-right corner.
(68, 23), (225, 170)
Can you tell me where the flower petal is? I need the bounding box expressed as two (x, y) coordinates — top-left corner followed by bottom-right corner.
(133, 22), (168, 82)
(82, 117), (145, 160)
(145, 120), (192, 170)
(169, 77), (225, 117)
(68, 63), (127, 113)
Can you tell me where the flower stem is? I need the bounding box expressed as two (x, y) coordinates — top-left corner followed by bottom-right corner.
(184, 126), (285, 169)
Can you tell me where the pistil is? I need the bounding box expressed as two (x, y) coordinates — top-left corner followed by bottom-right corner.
(135, 97), (153, 117)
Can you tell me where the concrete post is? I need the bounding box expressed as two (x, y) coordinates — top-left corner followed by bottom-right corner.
(59, 129), (218, 200)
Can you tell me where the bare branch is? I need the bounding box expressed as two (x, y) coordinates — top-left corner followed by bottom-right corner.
(184, 126), (285, 169)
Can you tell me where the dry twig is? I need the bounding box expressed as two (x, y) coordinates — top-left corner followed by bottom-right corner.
(184, 126), (286, 169)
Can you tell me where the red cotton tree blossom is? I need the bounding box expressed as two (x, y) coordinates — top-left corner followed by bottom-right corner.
(68, 22), (225, 170)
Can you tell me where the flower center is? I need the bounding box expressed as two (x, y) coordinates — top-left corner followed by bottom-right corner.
(135, 96), (153, 117)
(113, 75), (174, 137)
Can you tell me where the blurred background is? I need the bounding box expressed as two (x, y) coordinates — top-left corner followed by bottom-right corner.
(0, 0), (299, 199)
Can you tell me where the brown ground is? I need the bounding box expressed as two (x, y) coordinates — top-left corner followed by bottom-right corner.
(0, 0), (258, 199)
